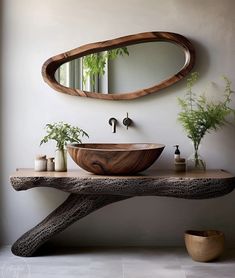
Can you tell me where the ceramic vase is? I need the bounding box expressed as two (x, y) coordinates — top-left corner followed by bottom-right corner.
(55, 149), (67, 172)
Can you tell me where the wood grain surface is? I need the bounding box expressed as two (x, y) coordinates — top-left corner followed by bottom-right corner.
(42, 31), (195, 100)
(67, 143), (165, 175)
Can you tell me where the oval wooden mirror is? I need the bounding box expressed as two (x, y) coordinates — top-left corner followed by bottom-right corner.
(42, 31), (195, 100)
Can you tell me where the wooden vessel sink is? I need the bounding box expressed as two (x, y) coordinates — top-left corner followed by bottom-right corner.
(67, 143), (165, 175)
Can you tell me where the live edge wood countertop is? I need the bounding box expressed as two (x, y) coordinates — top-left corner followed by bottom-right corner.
(10, 168), (235, 199)
(9, 168), (235, 257)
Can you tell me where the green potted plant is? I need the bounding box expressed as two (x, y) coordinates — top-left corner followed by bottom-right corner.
(40, 122), (89, 172)
(178, 72), (234, 171)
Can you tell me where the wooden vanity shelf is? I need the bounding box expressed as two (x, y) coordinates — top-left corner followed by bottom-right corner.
(10, 169), (235, 257)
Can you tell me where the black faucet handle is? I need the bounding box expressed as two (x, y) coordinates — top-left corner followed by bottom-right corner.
(123, 113), (132, 130)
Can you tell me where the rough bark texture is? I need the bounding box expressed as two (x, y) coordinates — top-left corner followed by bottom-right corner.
(11, 194), (129, 257)
(11, 176), (235, 199)
(10, 171), (235, 257)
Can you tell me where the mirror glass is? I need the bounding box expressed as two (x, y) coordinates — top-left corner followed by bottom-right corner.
(55, 42), (185, 94)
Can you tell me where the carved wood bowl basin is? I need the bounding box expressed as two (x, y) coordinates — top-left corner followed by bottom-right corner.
(67, 143), (165, 175)
(184, 230), (225, 262)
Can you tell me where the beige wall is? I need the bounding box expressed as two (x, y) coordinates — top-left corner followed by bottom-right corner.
(0, 0), (3, 245)
(1, 0), (235, 246)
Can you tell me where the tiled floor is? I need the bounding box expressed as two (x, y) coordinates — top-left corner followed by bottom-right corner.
(0, 246), (235, 277)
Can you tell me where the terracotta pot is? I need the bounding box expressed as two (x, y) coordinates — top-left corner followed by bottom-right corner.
(184, 230), (225, 262)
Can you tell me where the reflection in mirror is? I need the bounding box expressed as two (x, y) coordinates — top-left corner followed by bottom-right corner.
(55, 42), (185, 94)
(55, 47), (129, 94)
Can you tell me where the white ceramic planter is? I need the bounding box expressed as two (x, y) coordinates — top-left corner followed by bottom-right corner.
(55, 149), (67, 172)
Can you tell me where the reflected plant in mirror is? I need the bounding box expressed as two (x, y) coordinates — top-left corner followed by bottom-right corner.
(177, 72), (235, 171)
(82, 47), (129, 91)
(56, 47), (129, 93)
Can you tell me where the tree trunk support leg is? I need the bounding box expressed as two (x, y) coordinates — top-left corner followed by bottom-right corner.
(12, 194), (129, 257)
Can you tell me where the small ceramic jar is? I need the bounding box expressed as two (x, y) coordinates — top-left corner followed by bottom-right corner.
(34, 155), (47, 171)
(47, 157), (55, 171)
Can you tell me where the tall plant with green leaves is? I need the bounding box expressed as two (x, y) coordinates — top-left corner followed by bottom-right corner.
(40, 122), (89, 151)
(178, 72), (234, 169)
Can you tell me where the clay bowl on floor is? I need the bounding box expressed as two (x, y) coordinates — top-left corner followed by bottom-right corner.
(184, 230), (225, 262)
(67, 143), (165, 175)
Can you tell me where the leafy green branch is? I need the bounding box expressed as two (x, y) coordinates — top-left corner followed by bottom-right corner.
(82, 47), (129, 87)
(40, 122), (89, 151)
(178, 72), (234, 154)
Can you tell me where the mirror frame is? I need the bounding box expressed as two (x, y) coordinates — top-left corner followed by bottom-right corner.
(42, 31), (195, 100)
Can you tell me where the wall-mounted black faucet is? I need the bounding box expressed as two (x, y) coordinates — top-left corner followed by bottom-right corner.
(109, 118), (118, 133)
(123, 113), (132, 130)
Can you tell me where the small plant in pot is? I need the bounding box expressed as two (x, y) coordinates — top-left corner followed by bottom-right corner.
(178, 72), (235, 171)
(40, 122), (89, 172)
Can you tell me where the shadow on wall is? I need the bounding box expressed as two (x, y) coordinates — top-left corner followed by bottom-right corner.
(0, 0), (3, 245)
(191, 38), (210, 76)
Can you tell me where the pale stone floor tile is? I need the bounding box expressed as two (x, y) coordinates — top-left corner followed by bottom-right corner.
(120, 247), (181, 264)
(184, 265), (235, 278)
(0, 246), (235, 278)
(123, 262), (186, 278)
(88, 262), (123, 278)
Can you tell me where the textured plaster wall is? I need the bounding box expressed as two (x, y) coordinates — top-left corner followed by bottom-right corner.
(1, 0), (235, 246)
